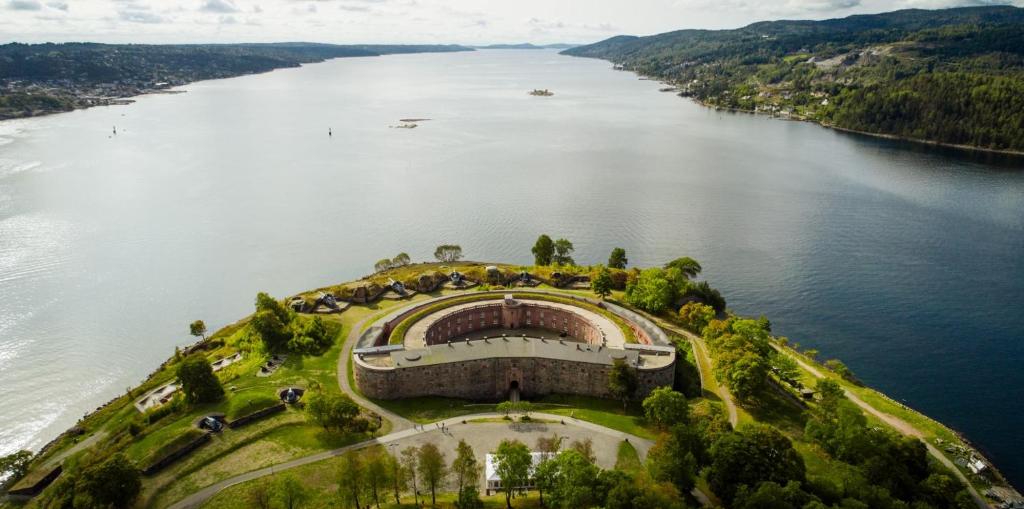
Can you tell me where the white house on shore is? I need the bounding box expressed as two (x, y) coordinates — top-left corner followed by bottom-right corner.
(485, 452), (551, 496)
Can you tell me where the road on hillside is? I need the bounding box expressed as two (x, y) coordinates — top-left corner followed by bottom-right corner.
(773, 344), (989, 509)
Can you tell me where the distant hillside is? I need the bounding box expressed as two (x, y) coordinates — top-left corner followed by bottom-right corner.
(564, 6), (1024, 153)
(0, 43), (472, 120)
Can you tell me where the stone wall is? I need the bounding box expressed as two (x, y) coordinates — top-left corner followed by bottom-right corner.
(424, 302), (604, 345)
(355, 355), (674, 401)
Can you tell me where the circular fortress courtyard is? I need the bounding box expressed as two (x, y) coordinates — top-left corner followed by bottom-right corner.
(353, 293), (676, 401)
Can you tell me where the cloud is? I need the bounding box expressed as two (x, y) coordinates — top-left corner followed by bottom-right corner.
(786, 0), (862, 11)
(200, 0), (239, 13)
(8, 0), (42, 10)
(118, 8), (164, 23)
(45, 0), (67, 10)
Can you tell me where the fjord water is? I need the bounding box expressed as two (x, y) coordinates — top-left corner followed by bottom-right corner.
(1, 49), (1022, 483)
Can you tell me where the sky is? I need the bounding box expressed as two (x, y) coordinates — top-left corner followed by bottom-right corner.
(0, 0), (1020, 45)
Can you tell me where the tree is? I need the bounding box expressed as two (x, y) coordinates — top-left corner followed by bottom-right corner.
(608, 247), (628, 269)
(532, 234), (554, 265)
(568, 438), (596, 464)
(552, 238), (575, 265)
(417, 442), (447, 506)
(374, 258), (393, 273)
(707, 424), (806, 504)
(249, 481), (272, 509)
(75, 454), (142, 509)
(392, 252), (411, 267)
(592, 266), (613, 299)
(769, 351), (801, 384)
(536, 433), (562, 456)
(0, 450), (33, 483)
(384, 451), (406, 506)
(189, 319), (207, 341)
(176, 354), (223, 404)
(642, 387), (689, 428)
(545, 449), (600, 509)
(400, 446), (420, 506)
(624, 268), (678, 313)
(678, 302), (715, 333)
(608, 359), (638, 410)
(256, 291), (291, 323)
(681, 281), (726, 313)
(728, 352), (770, 401)
(364, 449), (389, 509)
(434, 244), (464, 262)
(647, 424), (701, 493)
(305, 391), (360, 431)
(337, 450), (365, 509)
(276, 474), (309, 509)
(452, 439), (481, 508)
(664, 257), (702, 278)
(493, 439), (532, 509)
(533, 454), (558, 508)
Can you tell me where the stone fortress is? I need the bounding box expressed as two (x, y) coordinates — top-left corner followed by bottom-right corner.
(353, 291), (676, 401)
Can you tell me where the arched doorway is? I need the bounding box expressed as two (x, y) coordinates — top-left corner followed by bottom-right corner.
(509, 380), (520, 402)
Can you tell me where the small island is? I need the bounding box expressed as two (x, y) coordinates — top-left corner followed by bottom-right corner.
(2, 240), (1019, 509)
(529, 88), (554, 96)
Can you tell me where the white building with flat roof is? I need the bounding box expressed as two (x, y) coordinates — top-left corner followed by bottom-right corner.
(484, 452), (551, 495)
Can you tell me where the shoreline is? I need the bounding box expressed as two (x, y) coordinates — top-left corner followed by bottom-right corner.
(598, 61), (1024, 159)
(698, 99), (1024, 158)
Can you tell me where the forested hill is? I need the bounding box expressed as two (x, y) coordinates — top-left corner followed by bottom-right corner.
(0, 43), (471, 120)
(563, 6), (1024, 153)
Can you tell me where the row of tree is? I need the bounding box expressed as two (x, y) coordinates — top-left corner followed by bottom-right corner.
(374, 252), (411, 273)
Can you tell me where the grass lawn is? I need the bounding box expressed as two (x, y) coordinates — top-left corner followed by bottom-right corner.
(531, 394), (657, 440)
(373, 396), (496, 423)
(615, 440), (643, 473)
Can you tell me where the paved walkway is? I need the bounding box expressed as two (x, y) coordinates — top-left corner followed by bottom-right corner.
(629, 312), (739, 428)
(772, 344), (988, 509)
(339, 314), (414, 432)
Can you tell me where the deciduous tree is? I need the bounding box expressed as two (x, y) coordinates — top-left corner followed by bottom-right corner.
(75, 454), (142, 509)
(392, 252), (411, 266)
(434, 244), (464, 262)
(642, 386), (689, 428)
(189, 319), (207, 341)
(608, 247), (628, 269)
(374, 258), (393, 273)
(305, 391), (360, 431)
(707, 424), (806, 504)
(664, 257), (702, 279)
(532, 234), (554, 265)
(417, 442), (447, 506)
(451, 439), (481, 508)
(678, 302), (715, 333)
(493, 439), (532, 509)
(275, 474), (308, 509)
(608, 359), (638, 410)
(553, 238), (575, 265)
(176, 354), (223, 404)
(400, 446), (420, 506)
(592, 266), (613, 299)
(337, 450), (365, 509)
